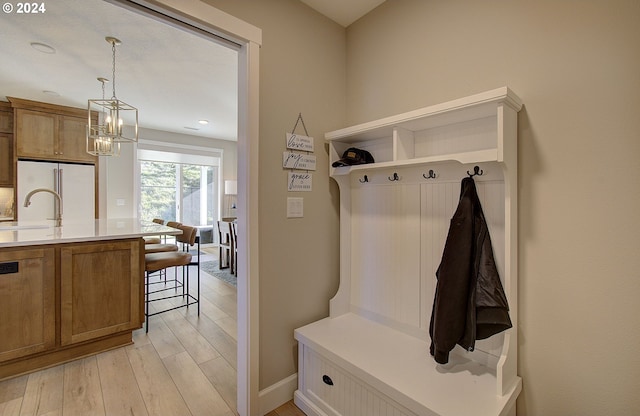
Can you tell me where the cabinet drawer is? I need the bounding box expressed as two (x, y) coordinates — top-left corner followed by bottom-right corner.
(300, 346), (416, 416)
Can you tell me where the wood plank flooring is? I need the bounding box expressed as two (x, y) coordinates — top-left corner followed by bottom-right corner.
(0, 250), (305, 416)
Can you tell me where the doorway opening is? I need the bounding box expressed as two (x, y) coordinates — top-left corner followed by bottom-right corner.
(111, 1), (261, 414)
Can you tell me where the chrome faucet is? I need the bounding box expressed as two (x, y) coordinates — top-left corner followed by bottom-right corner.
(23, 188), (63, 227)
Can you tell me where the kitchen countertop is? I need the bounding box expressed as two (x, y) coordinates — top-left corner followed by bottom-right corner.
(0, 218), (181, 247)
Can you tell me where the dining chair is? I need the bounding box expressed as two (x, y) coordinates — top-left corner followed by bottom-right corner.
(231, 221), (238, 276)
(217, 220), (234, 271)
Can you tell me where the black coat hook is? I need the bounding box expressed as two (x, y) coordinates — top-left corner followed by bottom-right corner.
(467, 166), (484, 177)
(388, 172), (400, 181)
(422, 169), (436, 179)
(359, 175), (369, 183)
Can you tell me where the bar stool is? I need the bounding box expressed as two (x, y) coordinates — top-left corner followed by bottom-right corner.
(145, 221), (182, 254)
(144, 224), (200, 332)
(144, 218), (165, 244)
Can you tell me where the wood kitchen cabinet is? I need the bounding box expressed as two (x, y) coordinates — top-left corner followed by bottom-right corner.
(0, 238), (144, 380)
(0, 247), (56, 363)
(60, 239), (144, 345)
(9, 97), (98, 164)
(0, 102), (13, 186)
(0, 101), (12, 133)
(0, 133), (12, 186)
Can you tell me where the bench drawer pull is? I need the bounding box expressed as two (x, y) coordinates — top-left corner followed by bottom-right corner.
(322, 375), (334, 386)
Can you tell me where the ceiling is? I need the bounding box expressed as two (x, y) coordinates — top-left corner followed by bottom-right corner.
(0, 0), (383, 142)
(300, 0), (387, 27)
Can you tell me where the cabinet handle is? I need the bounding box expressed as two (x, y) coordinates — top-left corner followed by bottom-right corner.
(322, 375), (334, 386)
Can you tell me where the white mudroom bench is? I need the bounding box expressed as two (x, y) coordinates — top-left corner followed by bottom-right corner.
(295, 87), (523, 416)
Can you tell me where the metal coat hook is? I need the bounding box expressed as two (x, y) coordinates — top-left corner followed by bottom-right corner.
(359, 175), (369, 183)
(422, 169), (437, 179)
(388, 172), (400, 181)
(467, 166), (484, 177)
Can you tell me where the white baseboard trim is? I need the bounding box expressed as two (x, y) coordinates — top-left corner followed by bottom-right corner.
(294, 390), (327, 416)
(258, 373), (298, 415)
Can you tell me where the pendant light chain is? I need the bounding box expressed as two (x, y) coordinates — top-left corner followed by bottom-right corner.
(111, 39), (117, 100)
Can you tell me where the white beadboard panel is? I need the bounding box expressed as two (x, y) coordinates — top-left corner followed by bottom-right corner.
(351, 183), (421, 329)
(413, 116), (496, 159)
(420, 181), (461, 332)
(303, 347), (417, 416)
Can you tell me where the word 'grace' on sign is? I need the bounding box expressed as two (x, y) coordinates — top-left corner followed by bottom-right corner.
(286, 133), (314, 152)
(288, 172), (312, 192)
(283, 152), (317, 170)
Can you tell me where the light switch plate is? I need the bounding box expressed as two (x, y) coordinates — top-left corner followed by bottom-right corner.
(287, 197), (303, 218)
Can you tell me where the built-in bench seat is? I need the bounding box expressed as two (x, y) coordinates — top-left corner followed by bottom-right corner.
(295, 313), (521, 416)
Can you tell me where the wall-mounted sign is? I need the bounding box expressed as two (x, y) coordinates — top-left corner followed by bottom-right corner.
(283, 152), (317, 170)
(288, 172), (312, 192)
(286, 133), (314, 152)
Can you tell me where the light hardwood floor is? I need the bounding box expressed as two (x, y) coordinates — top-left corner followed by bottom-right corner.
(0, 251), (306, 416)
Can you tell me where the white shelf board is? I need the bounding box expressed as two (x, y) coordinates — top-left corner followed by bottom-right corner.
(330, 149), (499, 176)
(325, 87), (522, 143)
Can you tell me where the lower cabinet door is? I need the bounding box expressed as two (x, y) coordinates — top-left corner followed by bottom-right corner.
(301, 346), (417, 416)
(60, 239), (143, 345)
(0, 247), (55, 362)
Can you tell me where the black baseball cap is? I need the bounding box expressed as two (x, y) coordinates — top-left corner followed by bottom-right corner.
(332, 147), (375, 167)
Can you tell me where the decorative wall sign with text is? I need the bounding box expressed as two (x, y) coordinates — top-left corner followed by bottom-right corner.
(282, 152), (317, 170)
(286, 133), (314, 152)
(286, 113), (314, 192)
(287, 172), (312, 192)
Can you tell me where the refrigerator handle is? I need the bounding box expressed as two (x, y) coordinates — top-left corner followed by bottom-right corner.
(59, 169), (63, 215)
(53, 168), (63, 218)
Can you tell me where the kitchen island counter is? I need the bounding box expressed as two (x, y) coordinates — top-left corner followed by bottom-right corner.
(0, 218), (181, 247)
(0, 219), (176, 380)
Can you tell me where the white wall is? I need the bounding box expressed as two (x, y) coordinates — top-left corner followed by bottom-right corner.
(203, 0), (346, 391)
(346, 1), (640, 415)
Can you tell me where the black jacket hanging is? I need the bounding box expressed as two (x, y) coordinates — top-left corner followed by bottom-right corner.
(429, 177), (512, 365)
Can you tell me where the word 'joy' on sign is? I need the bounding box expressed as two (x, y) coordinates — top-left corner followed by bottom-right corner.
(282, 152), (317, 171)
(288, 172), (312, 192)
(286, 133), (314, 152)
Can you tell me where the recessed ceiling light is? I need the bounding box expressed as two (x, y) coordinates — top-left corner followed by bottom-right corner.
(30, 42), (56, 54)
(43, 90), (60, 96)
(198, 120), (209, 125)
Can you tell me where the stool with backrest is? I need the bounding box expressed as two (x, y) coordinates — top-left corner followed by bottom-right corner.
(144, 218), (165, 244)
(145, 221), (182, 254)
(144, 224), (200, 332)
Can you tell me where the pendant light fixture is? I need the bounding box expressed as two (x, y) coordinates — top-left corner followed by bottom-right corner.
(87, 36), (138, 155)
(86, 77), (121, 156)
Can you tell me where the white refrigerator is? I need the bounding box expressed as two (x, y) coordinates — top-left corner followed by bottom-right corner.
(17, 160), (95, 222)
